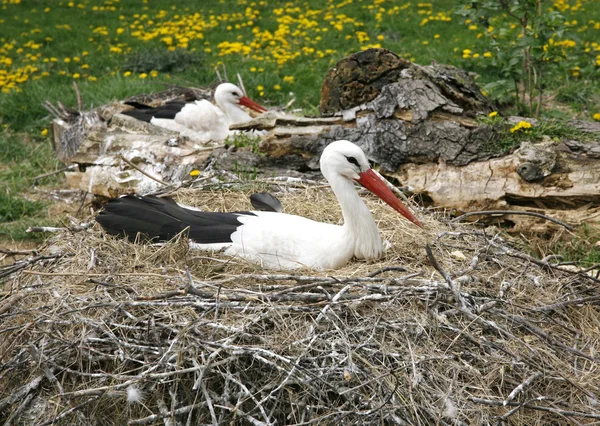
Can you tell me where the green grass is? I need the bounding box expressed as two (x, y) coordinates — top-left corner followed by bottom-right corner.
(1, 0), (599, 259)
(553, 225), (600, 267)
(0, 132), (62, 243)
(480, 116), (598, 154)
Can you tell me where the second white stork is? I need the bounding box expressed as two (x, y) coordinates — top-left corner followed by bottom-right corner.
(96, 140), (422, 270)
(122, 82), (267, 143)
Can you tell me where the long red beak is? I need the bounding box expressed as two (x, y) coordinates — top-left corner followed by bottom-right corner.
(356, 169), (423, 227)
(239, 96), (268, 113)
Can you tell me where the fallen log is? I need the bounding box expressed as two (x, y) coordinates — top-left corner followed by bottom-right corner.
(48, 49), (600, 233)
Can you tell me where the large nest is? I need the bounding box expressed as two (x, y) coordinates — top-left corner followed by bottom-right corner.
(2, 182), (600, 425)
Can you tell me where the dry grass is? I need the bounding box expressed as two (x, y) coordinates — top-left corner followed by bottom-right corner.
(2, 183), (600, 425)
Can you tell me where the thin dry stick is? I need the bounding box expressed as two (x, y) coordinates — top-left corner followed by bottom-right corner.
(237, 72), (246, 95)
(471, 397), (600, 420)
(215, 66), (223, 83)
(73, 81), (83, 111)
(37, 397), (100, 426)
(425, 244), (464, 309)
(119, 155), (167, 186)
(450, 210), (574, 231)
(33, 165), (77, 183)
(504, 372), (542, 406)
(128, 402), (207, 425)
(0, 375), (45, 411)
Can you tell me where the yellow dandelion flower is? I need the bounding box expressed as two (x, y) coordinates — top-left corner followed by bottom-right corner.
(189, 169), (201, 177)
(150, 70), (158, 77)
(41, 129), (48, 136)
(488, 111), (498, 118)
(88, 76), (97, 81)
(257, 84), (264, 91)
(593, 113), (600, 121)
(139, 73), (148, 79)
(73, 73), (80, 79)
(510, 121), (532, 133)
(274, 84), (281, 90)
(123, 71), (132, 77)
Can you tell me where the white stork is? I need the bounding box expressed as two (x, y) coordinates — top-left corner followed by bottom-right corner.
(96, 140), (422, 270)
(122, 82), (267, 143)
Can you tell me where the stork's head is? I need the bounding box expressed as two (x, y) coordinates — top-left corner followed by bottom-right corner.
(214, 83), (267, 114)
(320, 140), (423, 227)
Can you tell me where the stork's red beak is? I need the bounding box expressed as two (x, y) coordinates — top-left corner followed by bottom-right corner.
(356, 169), (423, 227)
(239, 96), (268, 113)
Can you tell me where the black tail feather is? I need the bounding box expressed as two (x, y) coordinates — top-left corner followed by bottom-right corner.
(121, 101), (187, 122)
(96, 195), (253, 244)
(250, 192), (283, 213)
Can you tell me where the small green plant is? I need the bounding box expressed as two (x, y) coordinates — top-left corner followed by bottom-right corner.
(480, 115), (594, 154)
(457, 0), (568, 118)
(225, 133), (263, 154)
(553, 224), (600, 267)
(232, 161), (259, 181)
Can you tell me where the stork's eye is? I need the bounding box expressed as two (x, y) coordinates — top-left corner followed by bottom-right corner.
(345, 156), (360, 167)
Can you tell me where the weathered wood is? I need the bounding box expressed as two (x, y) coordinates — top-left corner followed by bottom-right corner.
(390, 139), (600, 231)
(235, 82), (496, 171)
(62, 114), (211, 197)
(318, 48), (491, 117)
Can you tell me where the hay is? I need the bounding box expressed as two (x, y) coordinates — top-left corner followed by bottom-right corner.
(2, 182), (600, 425)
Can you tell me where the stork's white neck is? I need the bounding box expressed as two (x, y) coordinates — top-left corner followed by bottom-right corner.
(327, 173), (383, 259)
(217, 100), (252, 125)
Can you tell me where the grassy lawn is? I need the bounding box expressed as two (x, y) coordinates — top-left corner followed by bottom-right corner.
(1, 0), (599, 258)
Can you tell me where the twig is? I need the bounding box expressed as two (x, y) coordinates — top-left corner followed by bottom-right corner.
(26, 226), (65, 233)
(500, 396), (546, 421)
(37, 397), (100, 426)
(87, 278), (136, 294)
(73, 81), (83, 111)
(471, 397), (600, 419)
(0, 254), (66, 279)
(367, 266), (407, 277)
(237, 72), (246, 95)
(0, 374), (45, 411)
(535, 295), (600, 312)
(33, 165), (77, 183)
(504, 371), (542, 406)
(221, 63), (228, 83)
(119, 155), (167, 186)
(0, 248), (38, 256)
(425, 244), (464, 309)
(3, 393), (35, 425)
(128, 402), (207, 425)
(450, 210), (574, 231)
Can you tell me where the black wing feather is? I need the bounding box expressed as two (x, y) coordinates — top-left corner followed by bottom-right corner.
(250, 192), (283, 213)
(121, 101), (188, 122)
(96, 195), (255, 244)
